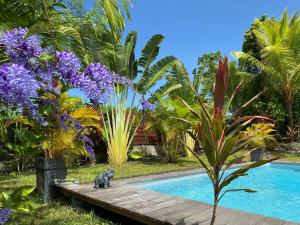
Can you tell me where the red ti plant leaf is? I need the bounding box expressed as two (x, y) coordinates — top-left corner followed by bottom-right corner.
(213, 57), (229, 113)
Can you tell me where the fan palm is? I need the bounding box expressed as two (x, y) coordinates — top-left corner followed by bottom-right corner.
(233, 10), (300, 128)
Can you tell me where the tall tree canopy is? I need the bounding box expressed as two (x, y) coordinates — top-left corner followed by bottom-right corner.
(234, 10), (300, 129)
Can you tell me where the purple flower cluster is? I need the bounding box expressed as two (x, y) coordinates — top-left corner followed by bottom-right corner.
(112, 73), (133, 89)
(0, 63), (39, 112)
(84, 63), (114, 100)
(76, 134), (95, 159)
(71, 73), (102, 101)
(85, 145), (95, 159)
(56, 51), (81, 81)
(84, 63), (134, 101)
(60, 114), (84, 131)
(141, 98), (156, 111)
(1, 28), (42, 65)
(0, 208), (12, 225)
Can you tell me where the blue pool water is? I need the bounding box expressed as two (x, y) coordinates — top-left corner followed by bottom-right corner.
(136, 163), (300, 222)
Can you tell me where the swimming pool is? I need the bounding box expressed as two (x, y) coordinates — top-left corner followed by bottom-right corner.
(135, 163), (300, 222)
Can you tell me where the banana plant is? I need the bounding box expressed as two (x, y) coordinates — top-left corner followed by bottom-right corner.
(179, 57), (279, 225)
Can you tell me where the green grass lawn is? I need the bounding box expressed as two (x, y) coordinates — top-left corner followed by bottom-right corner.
(1, 152), (299, 225)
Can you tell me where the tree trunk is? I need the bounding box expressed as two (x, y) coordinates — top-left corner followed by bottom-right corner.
(210, 189), (219, 225)
(286, 100), (294, 129)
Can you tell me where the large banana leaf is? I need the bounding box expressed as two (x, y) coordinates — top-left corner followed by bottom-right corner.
(124, 31), (138, 78)
(137, 56), (177, 91)
(98, 0), (132, 41)
(138, 34), (164, 72)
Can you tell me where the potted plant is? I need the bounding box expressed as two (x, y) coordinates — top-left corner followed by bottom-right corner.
(240, 123), (276, 161)
(35, 103), (101, 201)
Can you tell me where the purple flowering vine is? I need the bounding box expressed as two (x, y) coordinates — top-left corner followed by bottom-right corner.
(83, 63), (133, 102)
(56, 51), (81, 81)
(60, 114), (84, 131)
(0, 28), (135, 118)
(0, 208), (12, 225)
(141, 98), (156, 111)
(1, 28), (43, 65)
(76, 134), (95, 159)
(0, 63), (39, 114)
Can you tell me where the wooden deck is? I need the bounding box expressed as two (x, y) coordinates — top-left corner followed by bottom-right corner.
(56, 179), (299, 225)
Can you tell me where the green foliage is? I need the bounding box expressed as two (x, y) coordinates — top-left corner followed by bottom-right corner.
(0, 0), (42, 29)
(95, 0), (132, 41)
(241, 15), (272, 74)
(129, 149), (143, 160)
(0, 185), (35, 216)
(152, 60), (194, 104)
(193, 51), (222, 97)
(138, 34), (164, 70)
(145, 97), (188, 162)
(137, 56), (177, 92)
(7, 124), (43, 172)
(234, 10), (300, 129)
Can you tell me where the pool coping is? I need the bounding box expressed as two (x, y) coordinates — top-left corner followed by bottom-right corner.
(112, 161), (300, 185)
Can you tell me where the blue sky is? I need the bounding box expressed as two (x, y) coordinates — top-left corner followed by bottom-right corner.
(74, 1), (299, 100)
(85, 0), (299, 73)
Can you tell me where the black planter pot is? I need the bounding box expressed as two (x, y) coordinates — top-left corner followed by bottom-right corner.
(35, 157), (67, 201)
(250, 148), (264, 162)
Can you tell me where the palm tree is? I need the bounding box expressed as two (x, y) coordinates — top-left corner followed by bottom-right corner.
(233, 10), (300, 128)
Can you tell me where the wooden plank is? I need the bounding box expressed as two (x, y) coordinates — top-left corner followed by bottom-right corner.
(119, 194), (174, 209)
(184, 207), (248, 225)
(138, 197), (185, 214)
(158, 200), (211, 222)
(150, 199), (209, 220)
(224, 212), (266, 225)
(282, 221), (299, 225)
(253, 217), (285, 225)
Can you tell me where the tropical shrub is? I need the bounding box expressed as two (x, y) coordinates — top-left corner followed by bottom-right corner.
(7, 124), (42, 172)
(163, 132), (183, 163)
(102, 84), (156, 165)
(102, 86), (138, 165)
(0, 107), (22, 161)
(144, 97), (186, 162)
(0, 185), (35, 224)
(240, 123), (276, 149)
(286, 126), (298, 142)
(179, 57), (278, 225)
